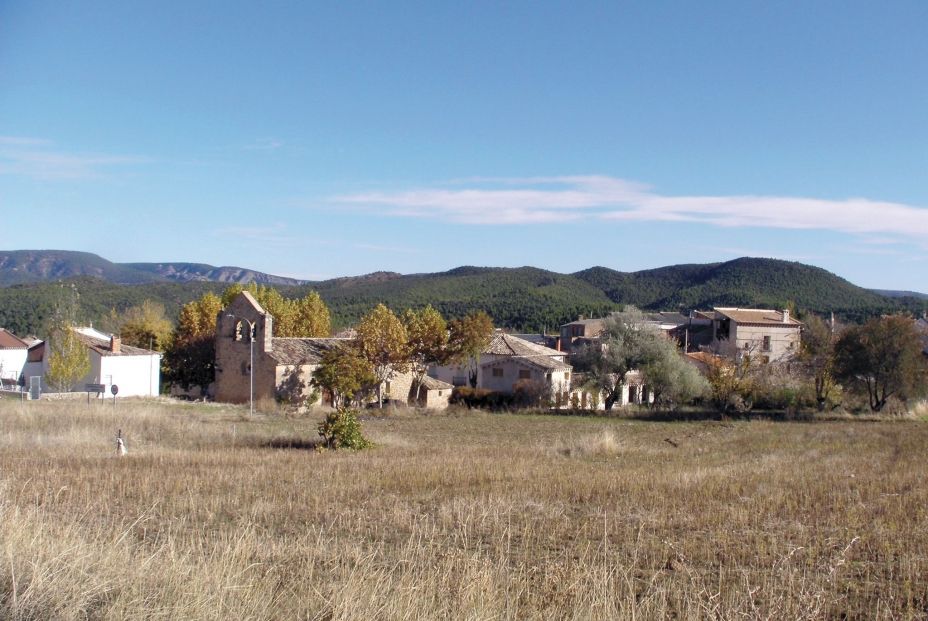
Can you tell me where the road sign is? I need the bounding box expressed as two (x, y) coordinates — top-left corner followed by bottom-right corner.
(111, 384), (119, 396)
(86, 383), (106, 393)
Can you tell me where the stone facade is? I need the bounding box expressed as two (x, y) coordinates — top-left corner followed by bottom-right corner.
(214, 292), (450, 410)
(215, 292), (344, 406)
(701, 308), (802, 363)
(430, 333), (572, 400)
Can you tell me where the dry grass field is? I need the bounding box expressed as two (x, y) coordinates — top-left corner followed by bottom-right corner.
(0, 399), (926, 620)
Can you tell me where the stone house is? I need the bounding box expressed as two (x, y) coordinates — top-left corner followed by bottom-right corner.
(412, 375), (454, 409)
(697, 308), (802, 362)
(429, 333), (572, 400)
(559, 318), (606, 353)
(215, 292), (447, 409)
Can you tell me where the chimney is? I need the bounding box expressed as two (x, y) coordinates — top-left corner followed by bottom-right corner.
(110, 335), (121, 354)
(782, 309), (790, 324)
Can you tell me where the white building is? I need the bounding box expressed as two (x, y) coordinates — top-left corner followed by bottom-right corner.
(0, 328), (30, 387)
(38, 327), (162, 397)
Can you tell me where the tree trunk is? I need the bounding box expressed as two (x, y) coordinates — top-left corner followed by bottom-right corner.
(604, 385), (621, 410)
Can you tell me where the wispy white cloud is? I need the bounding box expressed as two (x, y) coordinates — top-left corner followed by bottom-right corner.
(332, 175), (928, 242)
(0, 135), (147, 180)
(212, 223), (303, 248)
(353, 242), (420, 254)
(243, 138), (284, 151)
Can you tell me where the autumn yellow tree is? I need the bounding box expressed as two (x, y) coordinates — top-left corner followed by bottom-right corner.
(221, 284), (329, 337)
(403, 305), (449, 403)
(293, 291), (331, 337)
(356, 304), (408, 407)
(448, 311), (494, 388)
(46, 326), (90, 392)
(109, 300), (174, 351)
(164, 292), (222, 392)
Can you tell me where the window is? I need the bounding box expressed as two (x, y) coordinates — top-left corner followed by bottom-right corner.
(452, 376), (467, 386)
(492, 368), (504, 378)
(762, 336), (771, 352)
(437, 391), (443, 397)
(518, 369), (531, 380)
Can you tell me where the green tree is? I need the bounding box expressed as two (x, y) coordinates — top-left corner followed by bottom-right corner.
(833, 315), (927, 412)
(356, 304), (409, 407)
(403, 305), (449, 403)
(572, 308), (659, 410)
(46, 326), (90, 392)
(800, 312), (837, 410)
(311, 345), (376, 409)
(447, 311), (494, 388)
(641, 342), (709, 407)
(163, 292), (222, 393)
(572, 307), (708, 410)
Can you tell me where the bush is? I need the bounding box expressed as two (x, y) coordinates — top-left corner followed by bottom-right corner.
(317, 407), (371, 450)
(450, 386), (533, 410)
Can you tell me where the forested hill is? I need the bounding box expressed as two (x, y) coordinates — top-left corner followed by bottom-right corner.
(572, 258), (905, 317)
(301, 266), (617, 333)
(0, 258), (923, 337)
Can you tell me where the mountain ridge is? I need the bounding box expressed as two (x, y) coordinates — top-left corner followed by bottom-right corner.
(0, 250), (924, 337)
(0, 250), (307, 286)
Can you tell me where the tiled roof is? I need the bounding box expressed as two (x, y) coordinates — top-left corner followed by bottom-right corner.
(713, 308), (802, 326)
(419, 375), (454, 391)
(0, 328), (29, 349)
(481, 354), (570, 372)
(644, 312), (690, 326)
(267, 338), (350, 365)
(562, 318), (606, 328)
(72, 331), (159, 357)
(485, 333), (563, 357)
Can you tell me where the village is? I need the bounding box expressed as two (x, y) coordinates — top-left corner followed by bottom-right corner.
(3, 288), (925, 417)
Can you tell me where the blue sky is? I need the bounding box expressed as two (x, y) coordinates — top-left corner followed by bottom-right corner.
(1, 1), (926, 290)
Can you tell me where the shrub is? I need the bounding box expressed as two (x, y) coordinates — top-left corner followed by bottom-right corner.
(317, 407), (371, 450)
(450, 386), (535, 410)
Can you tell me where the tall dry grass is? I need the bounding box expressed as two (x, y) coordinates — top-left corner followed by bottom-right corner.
(0, 399), (926, 619)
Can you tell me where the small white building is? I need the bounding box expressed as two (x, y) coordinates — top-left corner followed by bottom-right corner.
(0, 328), (30, 387)
(39, 327), (162, 397)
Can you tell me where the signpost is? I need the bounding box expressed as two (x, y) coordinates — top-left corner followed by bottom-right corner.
(86, 383), (105, 403)
(111, 384), (119, 409)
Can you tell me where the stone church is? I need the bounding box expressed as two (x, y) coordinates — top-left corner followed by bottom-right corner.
(214, 292), (346, 405)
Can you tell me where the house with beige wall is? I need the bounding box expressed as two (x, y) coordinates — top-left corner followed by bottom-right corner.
(698, 308), (802, 362)
(430, 333), (572, 400)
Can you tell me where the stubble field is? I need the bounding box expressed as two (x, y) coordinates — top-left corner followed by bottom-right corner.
(0, 399), (926, 620)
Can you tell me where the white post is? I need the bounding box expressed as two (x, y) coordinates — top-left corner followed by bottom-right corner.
(249, 324), (254, 417)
